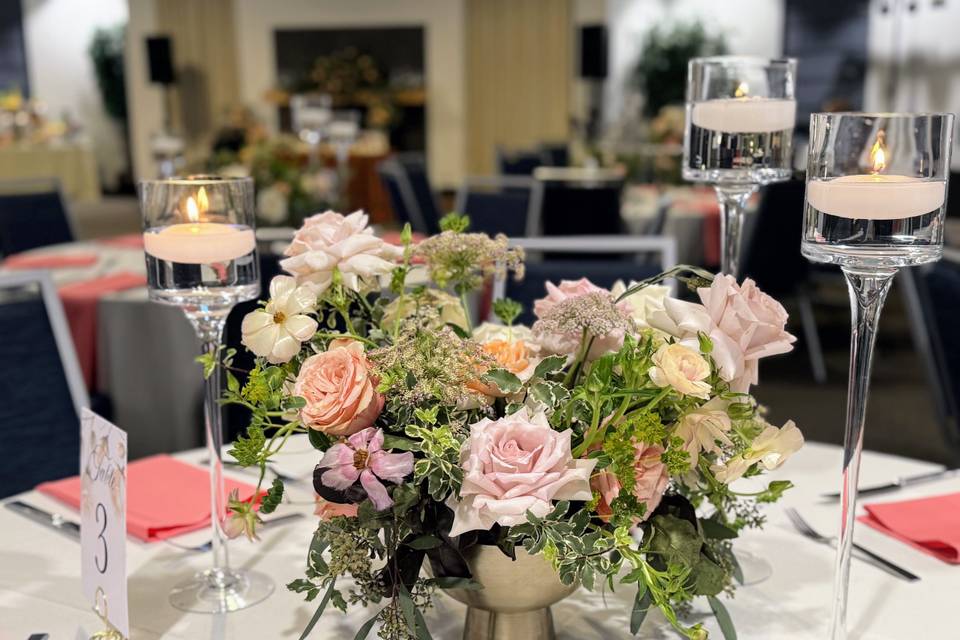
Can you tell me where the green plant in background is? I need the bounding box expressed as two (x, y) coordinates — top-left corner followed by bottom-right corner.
(89, 25), (127, 123)
(632, 22), (727, 118)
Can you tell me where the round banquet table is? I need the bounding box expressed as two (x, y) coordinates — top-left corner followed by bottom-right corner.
(1, 441), (957, 639)
(0, 238), (204, 458)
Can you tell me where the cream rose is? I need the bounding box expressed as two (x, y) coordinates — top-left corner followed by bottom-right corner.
(649, 343), (712, 399)
(293, 340), (384, 436)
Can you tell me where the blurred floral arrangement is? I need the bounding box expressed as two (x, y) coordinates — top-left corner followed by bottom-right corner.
(270, 46), (424, 130)
(205, 211), (803, 639)
(209, 114), (338, 227)
(0, 87), (76, 147)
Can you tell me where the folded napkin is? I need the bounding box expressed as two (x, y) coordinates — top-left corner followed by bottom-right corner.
(37, 455), (260, 542)
(3, 253), (99, 269)
(859, 492), (960, 564)
(97, 234), (145, 249)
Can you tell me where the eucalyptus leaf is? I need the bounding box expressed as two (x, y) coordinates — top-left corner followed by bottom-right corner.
(298, 579), (336, 640)
(630, 583), (652, 634)
(352, 613), (379, 640)
(404, 535), (442, 550)
(398, 585), (418, 635)
(708, 595), (738, 640)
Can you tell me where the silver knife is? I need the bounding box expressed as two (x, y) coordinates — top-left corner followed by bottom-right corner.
(4, 500), (81, 540)
(821, 468), (960, 500)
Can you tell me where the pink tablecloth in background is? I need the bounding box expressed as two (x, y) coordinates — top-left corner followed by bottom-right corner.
(59, 272), (147, 389)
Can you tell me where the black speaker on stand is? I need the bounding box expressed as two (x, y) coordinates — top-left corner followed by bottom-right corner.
(578, 25), (607, 143)
(146, 36), (176, 130)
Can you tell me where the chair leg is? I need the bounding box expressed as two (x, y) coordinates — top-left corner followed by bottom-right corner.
(797, 291), (827, 384)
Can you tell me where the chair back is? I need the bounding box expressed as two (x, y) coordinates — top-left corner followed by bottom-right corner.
(740, 179), (808, 295)
(378, 154), (441, 234)
(0, 271), (88, 496)
(902, 256), (960, 462)
(0, 179), (74, 256)
(492, 236), (677, 325)
(454, 176), (544, 238)
(534, 167), (625, 239)
(496, 148), (543, 176)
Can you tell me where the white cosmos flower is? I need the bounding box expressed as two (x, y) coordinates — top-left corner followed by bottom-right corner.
(711, 420), (804, 484)
(241, 275), (318, 364)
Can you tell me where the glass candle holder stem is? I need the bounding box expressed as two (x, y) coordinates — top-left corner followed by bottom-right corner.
(190, 311), (232, 585)
(830, 267), (896, 640)
(715, 185), (756, 277)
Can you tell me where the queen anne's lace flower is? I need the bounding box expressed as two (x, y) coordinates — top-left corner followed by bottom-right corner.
(532, 291), (634, 359)
(280, 210), (402, 293)
(241, 275), (318, 364)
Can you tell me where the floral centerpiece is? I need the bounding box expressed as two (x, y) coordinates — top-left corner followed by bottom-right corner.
(213, 210), (803, 639)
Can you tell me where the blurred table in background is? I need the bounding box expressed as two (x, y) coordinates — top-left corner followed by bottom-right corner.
(0, 142), (100, 202)
(623, 184), (722, 267)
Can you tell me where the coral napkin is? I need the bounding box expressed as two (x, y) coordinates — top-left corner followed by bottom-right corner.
(858, 492), (960, 564)
(37, 455), (260, 542)
(3, 253), (99, 269)
(97, 234), (145, 249)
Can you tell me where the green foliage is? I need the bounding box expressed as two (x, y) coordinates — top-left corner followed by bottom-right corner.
(632, 21), (727, 117)
(89, 25), (127, 122)
(406, 423), (463, 500)
(260, 478), (284, 514)
(228, 426), (266, 467)
(492, 298), (522, 326)
(481, 368), (522, 395)
(439, 212), (470, 233)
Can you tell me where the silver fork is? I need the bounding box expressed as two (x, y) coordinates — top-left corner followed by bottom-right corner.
(784, 508), (919, 582)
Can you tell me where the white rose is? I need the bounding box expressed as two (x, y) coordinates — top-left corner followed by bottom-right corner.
(610, 280), (670, 329)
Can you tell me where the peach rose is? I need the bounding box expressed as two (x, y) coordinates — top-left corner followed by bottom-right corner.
(293, 340), (384, 436)
(592, 441), (669, 523)
(533, 278), (608, 318)
(649, 343), (712, 399)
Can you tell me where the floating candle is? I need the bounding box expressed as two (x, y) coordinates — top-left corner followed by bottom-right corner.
(143, 189), (256, 264)
(690, 98), (796, 133)
(806, 175), (946, 220)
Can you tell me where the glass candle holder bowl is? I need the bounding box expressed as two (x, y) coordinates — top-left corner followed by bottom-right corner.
(683, 56), (798, 276)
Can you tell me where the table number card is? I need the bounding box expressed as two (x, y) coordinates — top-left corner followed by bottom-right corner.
(80, 408), (129, 638)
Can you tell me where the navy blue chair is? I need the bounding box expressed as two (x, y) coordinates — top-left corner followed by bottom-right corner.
(741, 179), (827, 383)
(454, 176), (544, 238)
(0, 272), (88, 497)
(903, 257), (960, 463)
(496, 148), (543, 176)
(378, 154), (441, 234)
(492, 236), (677, 326)
(0, 180), (75, 257)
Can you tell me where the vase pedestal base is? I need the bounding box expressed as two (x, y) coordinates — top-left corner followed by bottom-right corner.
(463, 606), (556, 640)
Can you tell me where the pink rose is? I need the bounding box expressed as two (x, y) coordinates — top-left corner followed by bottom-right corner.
(448, 408), (596, 536)
(698, 275), (796, 391)
(533, 278), (608, 318)
(648, 275), (795, 392)
(294, 340), (384, 436)
(280, 210), (402, 294)
(591, 442), (669, 524)
(314, 497), (359, 521)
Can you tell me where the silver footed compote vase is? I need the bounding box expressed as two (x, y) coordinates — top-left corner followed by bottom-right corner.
(683, 56), (798, 277)
(802, 112), (954, 639)
(140, 175), (273, 613)
(442, 545), (577, 640)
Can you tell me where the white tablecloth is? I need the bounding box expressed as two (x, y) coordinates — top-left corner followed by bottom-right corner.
(1, 441), (957, 639)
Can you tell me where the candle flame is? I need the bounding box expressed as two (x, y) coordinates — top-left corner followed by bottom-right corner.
(734, 82), (749, 98)
(197, 186), (209, 214)
(870, 131), (887, 174)
(186, 196), (199, 223)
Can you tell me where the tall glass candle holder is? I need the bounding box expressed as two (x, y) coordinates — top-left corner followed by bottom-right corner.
(683, 56), (797, 276)
(140, 175), (273, 613)
(802, 112), (954, 639)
